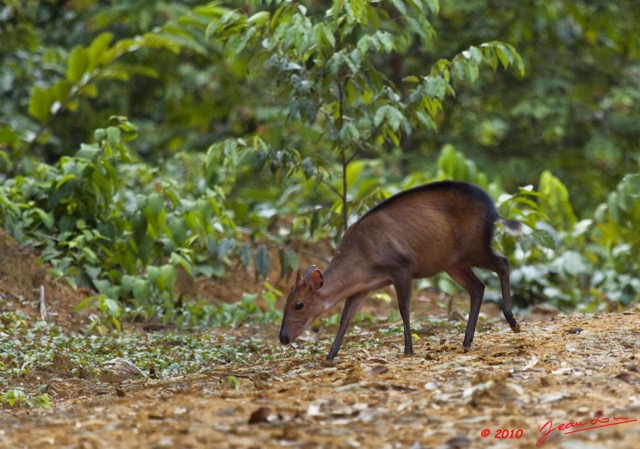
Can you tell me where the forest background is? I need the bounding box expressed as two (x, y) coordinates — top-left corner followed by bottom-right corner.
(1, 0), (639, 389)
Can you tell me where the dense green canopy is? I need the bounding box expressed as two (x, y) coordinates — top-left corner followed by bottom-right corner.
(1, 1), (638, 327)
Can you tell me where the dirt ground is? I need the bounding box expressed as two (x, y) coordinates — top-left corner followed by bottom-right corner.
(1, 229), (639, 449)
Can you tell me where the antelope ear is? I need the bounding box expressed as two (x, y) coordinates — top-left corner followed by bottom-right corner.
(307, 268), (324, 291)
(302, 265), (317, 279)
(294, 269), (302, 285)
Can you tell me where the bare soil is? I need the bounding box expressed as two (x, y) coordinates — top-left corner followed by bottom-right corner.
(1, 229), (639, 449)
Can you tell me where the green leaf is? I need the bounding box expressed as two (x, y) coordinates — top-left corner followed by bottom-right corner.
(140, 33), (180, 54)
(95, 66), (130, 81)
(224, 26), (257, 58)
(415, 111), (436, 131)
(31, 208), (54, 229)
(106, 126), (121, 147)
(462, 46), (483, 64)
(255, 244), (270, 278)
(240, 243), (251, 266)
(217, 238), (235, 259)
(28, 86), (55, 122)
(168, 216), (188, 245)
(247, 11), (270, 26)
(148, 192), (164, 217)
(389, 0), (407, 15)
(346, 160), (365, 190)
(495, 45), (510, 68)
(320, 23), (336, 48)
(66, 46), (89, 83)
(302, 157), (315, 179)
(621, 174), (640, 196)
(374, 105), (405, 131)
(531, 228), (556, 250)
(481, 45), (499, 71)
(424, 76), (446, 100)
(377, 32), (395, 53)
(102, 297), (122, 316)
(422, 97), (442, 118)
(155, 264), (177, 292)
(55, 173), (77, 189)
(0, 126), (20, 146)
(279, 248), (289, 279)
(129, 278), (151, 302)
(607, 192), (620, 223)
(93, 280), (120, 299)
(110, 115), (138, 142)
(425, 0), (439, 14)
(205, 9), (242, 41)
(453, 59), (479, 83)
(121, 275), (136, 293)
(87, 33), (114, 70)
(207, 237), (218, 258)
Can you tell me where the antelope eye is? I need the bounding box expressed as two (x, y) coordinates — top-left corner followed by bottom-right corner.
(294, 303), (304, 310)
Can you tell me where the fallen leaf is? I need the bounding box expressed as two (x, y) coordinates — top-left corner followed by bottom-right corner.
(531, 304), (560, 315)
(99, 358), (146, 383)
(538, 392), (570, 404)
(445, 435), (471, 449)
(367, 357), (388, 364)
(368, 365), (389, 376)
(248, 406), (272, 424)
(522, 355), (539, 370)
(615, 372), (640, 385)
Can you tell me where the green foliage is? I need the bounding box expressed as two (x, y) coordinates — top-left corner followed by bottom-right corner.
(538, 170), (578, 230)
(429, 0), (640, 212)
(206, 0), (523, 234)
(27, 32), (159, 124)
(404, 148), (639, 310)
(593, 173), (640, 258)
(494, 170), (640, 309)
(588, 174), (640, 304)
(434, 144), (488, 187)
(3, 0), (638, 213)
(1, 388), (51, 409)
(0, 294), (276, 376)
(0, 294), (284, 408)
(217, 282), (282, 325)
(0, 0), (638, 333)
(0, 117), (284, 325)
(74, 295), (124, 335)
(1, 0), (243, 167)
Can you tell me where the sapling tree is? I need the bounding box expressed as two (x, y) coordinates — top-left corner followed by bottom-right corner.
(206, 0), (524, 235)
